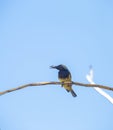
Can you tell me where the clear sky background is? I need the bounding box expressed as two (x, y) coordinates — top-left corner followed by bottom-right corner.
(0, 0), (113, 130)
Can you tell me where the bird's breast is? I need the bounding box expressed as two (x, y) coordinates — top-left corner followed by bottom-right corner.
(58, 70), (71, 82)
(58, 70), (72, 91)
(58, 70), (71, 79)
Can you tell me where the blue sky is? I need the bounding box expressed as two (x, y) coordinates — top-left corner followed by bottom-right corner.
(0, 0), (113, 130)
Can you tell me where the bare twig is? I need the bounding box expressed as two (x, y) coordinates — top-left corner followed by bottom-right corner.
(0, 81), (113, 96)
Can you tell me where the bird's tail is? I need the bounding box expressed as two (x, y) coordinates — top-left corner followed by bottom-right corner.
(71, 89), (77, 97)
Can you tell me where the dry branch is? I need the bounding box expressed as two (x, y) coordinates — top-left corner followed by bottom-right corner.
(0, 81), (113, 96)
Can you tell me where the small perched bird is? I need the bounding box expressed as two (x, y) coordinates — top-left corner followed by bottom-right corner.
(50, 64), (77, 97)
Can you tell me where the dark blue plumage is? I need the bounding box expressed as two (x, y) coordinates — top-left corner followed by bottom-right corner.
(58, 69), (71, 79)
(50, 64), (77, 97)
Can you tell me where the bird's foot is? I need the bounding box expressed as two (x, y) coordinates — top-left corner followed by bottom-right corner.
(61, 82), (64, 87)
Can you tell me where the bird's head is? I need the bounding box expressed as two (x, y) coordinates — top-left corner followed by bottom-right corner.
(50, 64), (68, 71)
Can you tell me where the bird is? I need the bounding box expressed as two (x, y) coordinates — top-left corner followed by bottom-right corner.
(50, 64), (77, 97)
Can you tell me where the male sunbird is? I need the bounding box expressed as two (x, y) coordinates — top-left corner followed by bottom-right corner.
(50, 64), (77, 97)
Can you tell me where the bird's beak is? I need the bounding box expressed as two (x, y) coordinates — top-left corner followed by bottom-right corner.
(50, 65), (57, 69)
